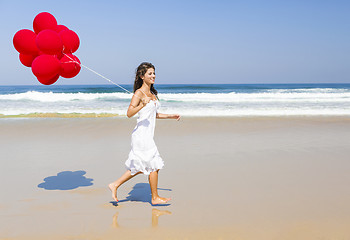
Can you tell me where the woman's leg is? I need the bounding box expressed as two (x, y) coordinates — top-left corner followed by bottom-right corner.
(148, 170), (171, 205)
(108, 170), (141, 202)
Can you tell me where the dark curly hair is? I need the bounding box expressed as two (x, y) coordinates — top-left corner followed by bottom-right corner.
(133, 62), (158, 98)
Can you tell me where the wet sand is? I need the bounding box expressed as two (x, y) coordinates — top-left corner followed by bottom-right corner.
(1, 116), (350, 239)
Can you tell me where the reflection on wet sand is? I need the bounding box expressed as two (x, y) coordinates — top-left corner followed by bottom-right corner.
(112, 211), (120, 228)
(152, 208), (171, 227)
(112, 208), (172, 228)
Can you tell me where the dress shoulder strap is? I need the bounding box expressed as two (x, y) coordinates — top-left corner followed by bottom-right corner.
(139, 89), (157, 101)
(139, 89), (147, 97)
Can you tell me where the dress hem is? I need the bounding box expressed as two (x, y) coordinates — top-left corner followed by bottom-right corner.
(125, 165), (164, 176)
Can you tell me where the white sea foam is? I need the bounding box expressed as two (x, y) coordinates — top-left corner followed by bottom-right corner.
(0, 91), (132, 102)
(159, 92), (350, 103)
(2, 107), (350, 117)
(1, 88), (350, 117)
(1, 90), (350, 103)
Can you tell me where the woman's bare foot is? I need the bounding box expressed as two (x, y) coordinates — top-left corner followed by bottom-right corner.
(108, 183), (119, 202)
(151, 196), (171, 205)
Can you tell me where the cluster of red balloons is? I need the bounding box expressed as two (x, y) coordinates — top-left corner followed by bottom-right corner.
(13, 12), (81, 85)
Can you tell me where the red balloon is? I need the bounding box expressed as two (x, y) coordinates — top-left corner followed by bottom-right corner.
(37, 74), (60, 85)
(32, 55), (61, 80)
(33, 12), (57, 34)
(59, 30), (80, 53)
(36, 29), (63, 55)
(60, 54), (81, 78)
(19, 53), (38, 67)
(13, 29), (39, 55)
(56, 25), (69, 33)
(55, 52), (64, 60)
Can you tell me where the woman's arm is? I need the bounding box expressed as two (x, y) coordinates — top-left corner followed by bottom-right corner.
(127, 91), (150, 118)
(156, 113), (181, 121)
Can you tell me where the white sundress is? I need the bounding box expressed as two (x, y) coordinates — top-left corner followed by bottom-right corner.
(125, 92), (164, 175)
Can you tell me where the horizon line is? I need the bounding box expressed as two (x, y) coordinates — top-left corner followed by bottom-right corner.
(1, 82), (350, 87)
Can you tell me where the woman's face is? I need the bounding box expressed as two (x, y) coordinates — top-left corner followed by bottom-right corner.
(141, 68), (155, 85)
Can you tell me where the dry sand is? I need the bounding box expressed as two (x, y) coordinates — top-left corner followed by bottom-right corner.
(1, 116), (350, 239)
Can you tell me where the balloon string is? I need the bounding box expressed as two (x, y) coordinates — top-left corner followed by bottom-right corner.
(63, 53), (143, 100)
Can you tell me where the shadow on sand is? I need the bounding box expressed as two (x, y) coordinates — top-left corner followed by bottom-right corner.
(111, 182), (172, 206)
(38, 170), (93, 190)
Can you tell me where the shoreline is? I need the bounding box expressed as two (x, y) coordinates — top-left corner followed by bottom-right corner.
(1, 113), (350, 119)
(0, 113), (120, 118)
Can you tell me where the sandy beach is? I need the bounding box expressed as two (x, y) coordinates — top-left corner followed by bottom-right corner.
(1, 116), (350, 239)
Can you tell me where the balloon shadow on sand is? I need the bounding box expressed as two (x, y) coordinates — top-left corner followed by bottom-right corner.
(112, 182), (172, 206)
(38, 170), (93, 190)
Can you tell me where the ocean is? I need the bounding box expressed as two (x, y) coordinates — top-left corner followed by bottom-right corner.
(0, 83), (350, 117)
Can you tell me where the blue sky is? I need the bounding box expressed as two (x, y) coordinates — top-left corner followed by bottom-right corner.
(1, 0), (349, 85)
